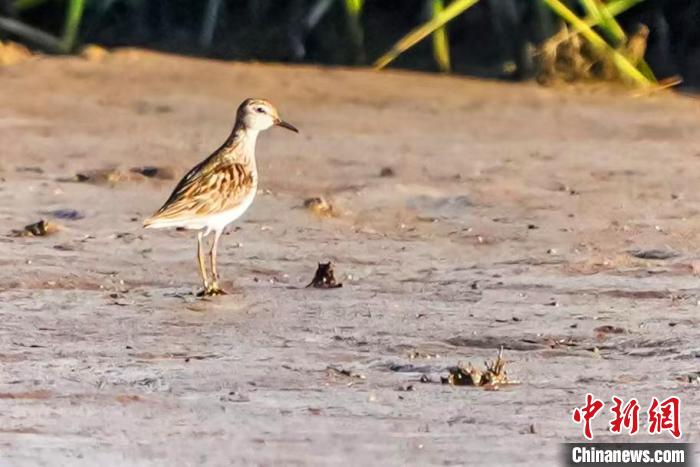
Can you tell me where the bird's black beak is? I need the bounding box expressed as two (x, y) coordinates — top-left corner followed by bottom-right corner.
(276, 119), (299, 133)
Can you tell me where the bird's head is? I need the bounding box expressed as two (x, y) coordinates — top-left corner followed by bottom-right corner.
(237, 98), (298, 133)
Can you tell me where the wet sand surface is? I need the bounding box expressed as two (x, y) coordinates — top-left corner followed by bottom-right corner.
(1, 50), (700, 465)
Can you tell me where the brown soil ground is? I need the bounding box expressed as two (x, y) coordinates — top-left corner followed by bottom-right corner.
(1, 50), (700, 466)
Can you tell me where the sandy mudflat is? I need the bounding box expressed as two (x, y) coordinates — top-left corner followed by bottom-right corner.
(1, 50), (700, 466)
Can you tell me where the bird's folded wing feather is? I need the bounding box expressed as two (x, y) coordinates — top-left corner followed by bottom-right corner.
(150, 158), (255, 221)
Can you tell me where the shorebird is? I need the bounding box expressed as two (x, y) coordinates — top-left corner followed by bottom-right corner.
(143, 98), (298, 296)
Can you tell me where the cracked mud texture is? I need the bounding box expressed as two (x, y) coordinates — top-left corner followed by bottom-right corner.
(1, 50), (700, 465)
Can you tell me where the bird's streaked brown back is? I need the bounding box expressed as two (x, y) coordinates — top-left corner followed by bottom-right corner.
(144, 141), (256, 224)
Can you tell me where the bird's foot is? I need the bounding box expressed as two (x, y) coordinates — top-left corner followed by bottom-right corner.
(196, 283), (228, 297)
(208, 283), (228, 296)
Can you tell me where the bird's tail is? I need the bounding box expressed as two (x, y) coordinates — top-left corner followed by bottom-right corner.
(143, 214), (197, 230)
(143, 216), (168, 229)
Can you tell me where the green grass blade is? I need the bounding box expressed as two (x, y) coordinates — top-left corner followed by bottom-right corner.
(580, 0), (644, 30)
(579, 0), (625, 45)
(344, 0), (364, 62)
(374, 0), (479, 70)
(594, 0), (626, 44)
(579, 0), (603, 27)
(578, 0), (657, 83)
(61, 0), (86, 52)
(542, 0), (651, 87)
(344, 0), (363, 16)
(566, 0), (644, 30)
(595, 0), (656, 83)
(601, 0), (644, 17)
(431, 0), (451, 72)
(637, 60), (656, 82)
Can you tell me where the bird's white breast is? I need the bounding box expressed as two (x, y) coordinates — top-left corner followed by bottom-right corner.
(201, 188), (257, 235)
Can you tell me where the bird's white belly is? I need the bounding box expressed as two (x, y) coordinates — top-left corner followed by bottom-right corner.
(175, 190), (257, 234)
(205, 190), (256, 234)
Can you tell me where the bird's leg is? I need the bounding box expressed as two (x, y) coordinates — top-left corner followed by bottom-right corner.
(207, 229), (228, 295)
(196, 230), (211, 297)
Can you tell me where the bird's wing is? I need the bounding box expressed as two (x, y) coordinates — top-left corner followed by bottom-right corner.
(146, 156), (255, 222)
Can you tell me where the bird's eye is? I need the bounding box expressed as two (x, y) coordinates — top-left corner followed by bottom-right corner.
(255, 107), (266, 114)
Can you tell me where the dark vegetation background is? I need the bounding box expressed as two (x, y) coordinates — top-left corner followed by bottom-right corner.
(1, 0), (699, 87)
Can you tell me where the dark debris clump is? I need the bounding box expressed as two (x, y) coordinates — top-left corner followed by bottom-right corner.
(306, 262), (343, 289)
(303, 197), (334, 217)
(10, 219), (58, 237)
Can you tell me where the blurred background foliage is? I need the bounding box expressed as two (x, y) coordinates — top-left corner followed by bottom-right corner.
(0, 0), (698, 88)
